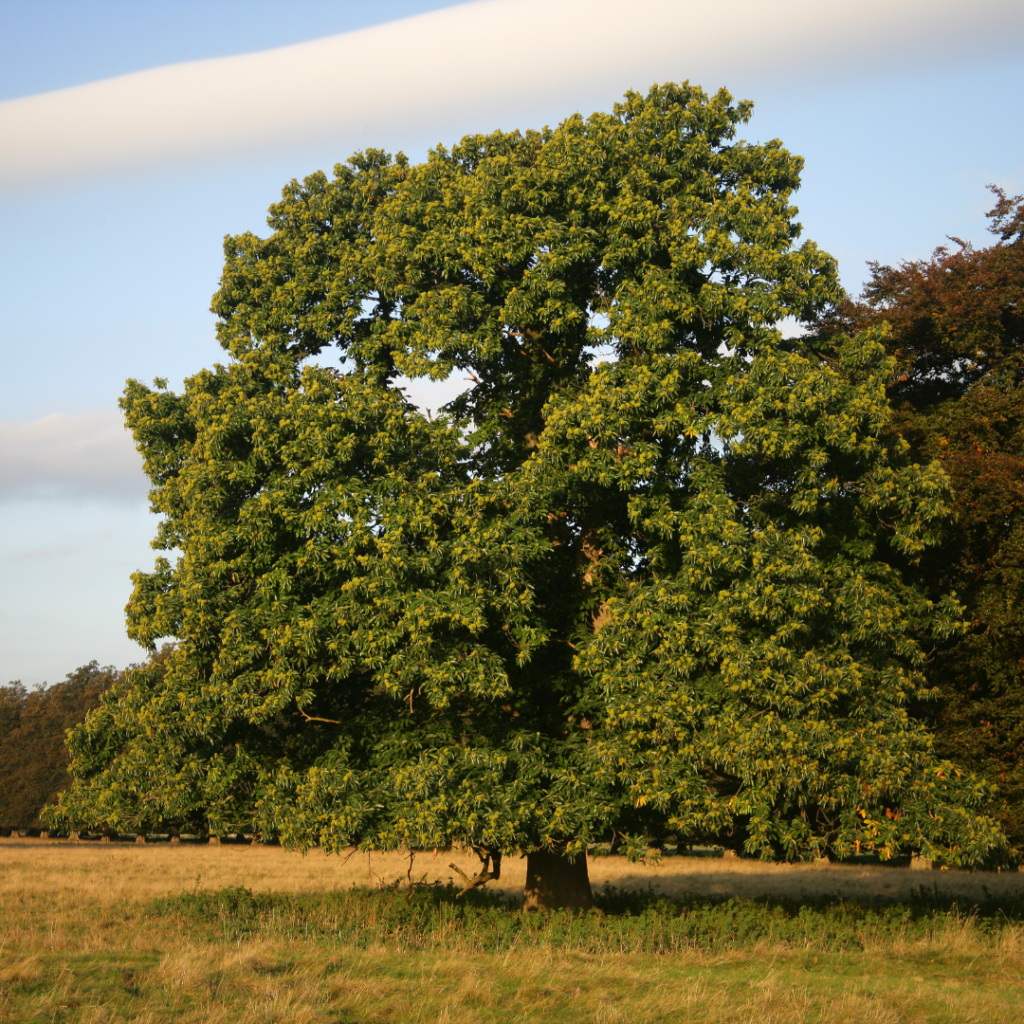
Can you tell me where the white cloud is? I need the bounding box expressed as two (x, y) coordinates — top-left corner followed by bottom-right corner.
(1, 0), (1021, 190)
(0, 411), (146, 502)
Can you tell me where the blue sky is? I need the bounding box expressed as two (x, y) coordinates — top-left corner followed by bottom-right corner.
(2, 0), (1023, 685)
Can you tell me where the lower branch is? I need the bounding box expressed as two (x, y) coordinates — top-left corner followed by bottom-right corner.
(449, 849), (502, 898)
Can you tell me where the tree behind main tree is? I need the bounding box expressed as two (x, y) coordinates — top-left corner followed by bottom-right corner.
(51, 84), (1004, 906)
(812, 188), (1024, 854)
(1, 663), (119, 830)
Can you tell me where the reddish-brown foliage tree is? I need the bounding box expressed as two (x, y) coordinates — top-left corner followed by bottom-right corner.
(0, 663), (121, 829)
(815, 187), (1024, 852)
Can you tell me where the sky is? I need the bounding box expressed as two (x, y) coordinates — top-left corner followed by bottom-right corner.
(1, 0), (1022, 686)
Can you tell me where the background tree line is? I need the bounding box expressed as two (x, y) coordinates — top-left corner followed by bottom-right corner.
(0, 662), (121, 829)
(0, 647), (173, 830)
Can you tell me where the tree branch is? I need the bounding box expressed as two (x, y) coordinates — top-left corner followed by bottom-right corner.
(299, 710), (340, 724)
(448, 862), (499, 898)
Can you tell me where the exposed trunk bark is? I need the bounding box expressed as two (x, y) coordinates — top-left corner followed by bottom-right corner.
(523, 850), (593, 911)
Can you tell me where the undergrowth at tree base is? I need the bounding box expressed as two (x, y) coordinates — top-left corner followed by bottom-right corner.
(151, 882), (1024, 954)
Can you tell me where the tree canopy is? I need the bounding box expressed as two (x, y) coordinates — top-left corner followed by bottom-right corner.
(52, 84), (1004, 902)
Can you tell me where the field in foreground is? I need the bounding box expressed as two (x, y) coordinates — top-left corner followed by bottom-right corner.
(2, 839), (1024, 1023)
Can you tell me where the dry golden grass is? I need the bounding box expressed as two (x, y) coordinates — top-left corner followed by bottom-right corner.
(2, 833), (1022, 905)
(2, 836), (1024, 1023)
(2, 933), (1022, 1024)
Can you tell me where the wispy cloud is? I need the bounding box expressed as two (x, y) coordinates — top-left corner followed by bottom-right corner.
(0, 411), (146, 503)
(1, 0), (1021, 190)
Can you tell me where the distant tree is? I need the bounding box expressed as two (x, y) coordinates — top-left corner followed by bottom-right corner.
(52, 84), (1004, 907)
(812, 187), (1024, 853)
(0, 663), (120, 829)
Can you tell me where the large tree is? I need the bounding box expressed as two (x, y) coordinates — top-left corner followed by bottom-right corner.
(812, 188), (1024, 852)
(52, 84), (1003, 906)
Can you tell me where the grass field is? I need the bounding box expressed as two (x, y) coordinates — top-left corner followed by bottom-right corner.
(2, 837), (1023, 1023)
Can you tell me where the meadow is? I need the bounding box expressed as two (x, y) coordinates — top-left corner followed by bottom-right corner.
(2, 836), (1023, 1023)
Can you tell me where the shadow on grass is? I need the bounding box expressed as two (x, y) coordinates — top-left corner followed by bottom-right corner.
(150, 881), (1024, 954)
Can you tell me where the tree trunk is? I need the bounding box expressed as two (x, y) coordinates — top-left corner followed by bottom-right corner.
(523, 850), (593, 911)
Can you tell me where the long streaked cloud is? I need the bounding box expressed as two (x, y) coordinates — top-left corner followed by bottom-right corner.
(2, 0), (1022, 190)
(0, 411), (146, 503)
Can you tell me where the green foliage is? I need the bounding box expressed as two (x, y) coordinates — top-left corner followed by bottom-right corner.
(813, 187), (1024, 852)
(53, 83), (1003, 865)
(0, 663), (119, 828)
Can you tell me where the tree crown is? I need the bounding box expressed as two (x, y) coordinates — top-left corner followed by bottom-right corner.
(52, 84), (1004, 866)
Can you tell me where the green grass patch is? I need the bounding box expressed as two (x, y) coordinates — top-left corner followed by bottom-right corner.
(3, 885), (1024, 1023)
(150, 882), (1024, 953)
